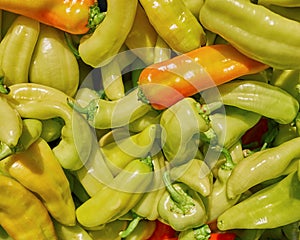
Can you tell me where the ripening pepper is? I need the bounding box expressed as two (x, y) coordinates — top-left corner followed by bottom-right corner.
(0, 138), (76, 226)
(199, 0), (300, 69)
(0, 174), (57, 240)
(158, 171), (207, 231)
(0, 0), (104, 34)
(217, 171), (300, 230)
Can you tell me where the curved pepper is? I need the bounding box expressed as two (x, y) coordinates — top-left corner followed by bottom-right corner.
(138, 44), (268, 110)
(40, 117), (64, 143)
(0, 174), (57, 240)
(69, 88), (152, 129)
(0, 15), (40, 86)
(76, 157), (153, 228)
(101, 124), (158, 176)
(0, 138), (76, 226)
(139, 0), (206, 53)
(78, 0), (137, 67)
(227, 137), (300, 199)
(29, 24), (79, 97)
(199, 0), (300, 69)
(160, 97), (209, 166)
(203, 80), (299, 124)
(218, 171), (300, 230)
(158, 171), (207, 231)
(0, 0), (104, 34)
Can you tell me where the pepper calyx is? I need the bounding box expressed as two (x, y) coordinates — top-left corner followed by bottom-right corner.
(87, 3), (106, 32)
(193, 224), (211, 240)
(119, 212), (142, 238)
(67, 98), (98, 122)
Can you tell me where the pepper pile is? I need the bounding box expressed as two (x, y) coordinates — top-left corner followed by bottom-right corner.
(0, 0), (300, 239)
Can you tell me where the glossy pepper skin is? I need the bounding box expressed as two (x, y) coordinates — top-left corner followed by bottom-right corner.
(0, 138), (76, 226)
(218, 171), (300, 230)
(0, 174), (57, 240)
(138, 44), (268, 110)
(227, 137), (300, 199)
(199, 0), (300, 69)
(139, 0), (206, 53)
(76, 157), (153, 228)
(0, 0), (102, 34)
(158, 172), (207, 231)
(78, 0), (137, 67)
(203, 80), (299, 124)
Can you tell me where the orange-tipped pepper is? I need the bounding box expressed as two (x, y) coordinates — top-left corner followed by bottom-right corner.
(138, 44), (269, 110)
(0, 0), (103, 34)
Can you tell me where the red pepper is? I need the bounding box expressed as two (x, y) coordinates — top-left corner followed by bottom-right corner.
(147, 220), (178, 240)
(138, 44), (268, 110)
(0, 0), (104, 34)
(209, 232), (238, 240)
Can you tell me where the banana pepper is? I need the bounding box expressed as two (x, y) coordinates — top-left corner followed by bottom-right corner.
(0, 174), (57, 240)
(0, 138), (76, 226)
(199, 0), (300, 69)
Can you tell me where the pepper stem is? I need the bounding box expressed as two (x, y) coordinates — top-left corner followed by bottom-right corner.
(0, 77), (9, 94)
(87, 3), (106, 32)
(193, 224), (211, 240)
(64, 33), (80, 59)
(212, 145), (235, 171)
(67, 98), (89, 114)
(119, 213), (142, 238)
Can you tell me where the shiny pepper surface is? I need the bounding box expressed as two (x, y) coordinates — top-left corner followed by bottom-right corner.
(199, 0), (300, 69)
(0, 138), (76, 226)
(218, 171), (300, 230)
(0, 174), (57, 240)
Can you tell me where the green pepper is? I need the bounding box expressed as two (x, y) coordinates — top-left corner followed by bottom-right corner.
(203, 80), (299, 124)
(69, 88), (152, 129)
(87, 220), (128, 240)
(101, 124), (158, 176)
(76, 157), (153, 228)
(132, 151), (166, 220)
(272, 123), (298, 146)
(208, 106), (261, 149)
(158, 171), (207, 231)
(160, 97), (209, 166)
(259, 3), (300, 22)
(170, 158), (213, 197)
(217, 171), (300, 230)
(53, 220), (93, 240)
(199, 0), (300, 69)
(227, 137), (300, 199)
(178, 224), (211, 240)
(258, 0), (300, 7)
(40, 117), (64, 143)
(123, 220), (156, 240)
(129, 108), (161, 133)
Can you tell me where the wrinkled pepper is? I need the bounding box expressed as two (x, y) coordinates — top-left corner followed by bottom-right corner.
(160, 97), (209, 166)
(139, 0), (206, 53)
(29, 23), (79, 97)
(138, 44), (268, 110)
(217, 171), (300, 230)
(101, 124), (158, 176)
(158, 171), (207, 231)
(227, 137), (300, 199)
(0, 138), (76, 226)
(0, 174), (57, 240)
(0, 0), (104, 34)
(78, 0), (137, 67)
(76, 157), (153, 228)
(69, 87), (152, 129)
(203, 80), (299, 124)
(0, 15), (39, 86)
(199, 0), (300, 69)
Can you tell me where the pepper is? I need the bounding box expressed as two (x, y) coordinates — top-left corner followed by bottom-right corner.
(76, 157), (153, 228)
(40, 117), (64, 143)
(125, 2), (158, 65)
(158, 171), (207, 231)
(199, 0), (300, 69)
(29, 23), (79, 97)
(0, 174), (57, 240)
(0, 138), (76, 226)
(15, 101), (93, 170)
(0, 15), (40, 86)
(123, 220), (156, 240)
(129, 108), (161, 133)
(170, 158), (213, 197)
(87, 220), (128, 240)
(183, 0), (204, 17)
(160, 97), (209, 166)
(208, 106), (261, 149)
(258, 0), (300, 7)
(0, 0), (104, 34)
(272, 123), (298, 146)
(101, 124), (158, 176)
(139, 0), (206, 53)
(78, 0), (137, 67)
(259, 3), (300, 22)
(53, 220), (93, 240)
(226, 137), (300, 199)
(69, 88), (152, 129)
(178, 224), (211, 240)
(203, 80), (299, 124)
(0, 95), (22, 148)
(217, 171), (300, 230)
(138, 44), (268, 110)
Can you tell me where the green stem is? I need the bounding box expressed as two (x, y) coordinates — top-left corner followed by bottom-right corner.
(163, 171), (187, 204)
(119, 214), (142, 238)
(193, 224), (211, 240)
(88, 4), (106, 32)
(140, 155), (154, 171)
(212, 145), (235, 171)
(64, 33), (80, 59)
(0, 77), (9, 94)
(137, 88), (150, 105)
